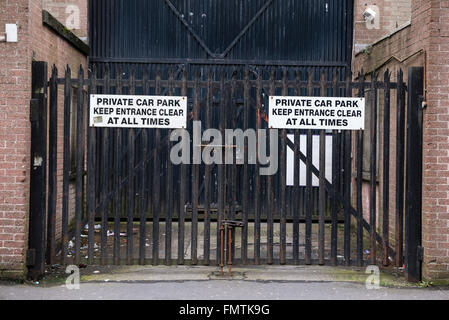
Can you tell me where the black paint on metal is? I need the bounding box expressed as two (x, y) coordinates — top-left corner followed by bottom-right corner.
(28, 61), (48, 280)
(34, 0), (420, 278)
(369, 73), (378, 266)
(74, 66), (85, 266)
(396, 69), (406, 268)
(356, 71), (365, 267)
(36, 64), (416, 277)
(47, 66), (58, 265)
(61, 65), (72, 265)
(382, 70), (391, 266)
(405, 67), (424, 283)
(89, 0), (353, 66)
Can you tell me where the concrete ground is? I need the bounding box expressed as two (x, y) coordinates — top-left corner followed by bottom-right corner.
(1, 265), (449, 300)
(2, 280), (449, 300)
(5, 222), (446, 301)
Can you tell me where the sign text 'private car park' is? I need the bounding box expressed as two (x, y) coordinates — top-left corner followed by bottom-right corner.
(269, 96), (365, 130)
(89, 94), (187, 129)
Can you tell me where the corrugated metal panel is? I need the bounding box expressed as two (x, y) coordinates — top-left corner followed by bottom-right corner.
(87, 0), (354, 223)
(89, 0), (353, 66)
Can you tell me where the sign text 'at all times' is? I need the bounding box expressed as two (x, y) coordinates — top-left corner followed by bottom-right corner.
(269, 96), (366, 130)
(89, 94), (187, 129)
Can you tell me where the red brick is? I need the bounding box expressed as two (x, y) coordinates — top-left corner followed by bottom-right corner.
(0, 0), (87, 278)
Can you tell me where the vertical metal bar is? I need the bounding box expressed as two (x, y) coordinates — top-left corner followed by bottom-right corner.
(254, 72), (262, 265)
(330, 71), (339, 266)
(369, 72), (378, 266)
(165, 66), (174, 265)
(62, 66), (72, 265)
(47, 66), (58, 265)
(382, 70), (391, 266)
(74, 65), (85, 266)
(318, 71), (326, 266)
(395, 69), (405, 268)
(113, 133), (122, 265)
(220, 225), (224, 274)
(344, 132), (352, 266)
(356, 71), (365, 267)
(191, 69), (199, 265)
(87, 64), (97, 265)
(242, 67), (250, 265)
(28, 61), (48, 280)
(217, 68), (225, 266)
(405, 67), (424, 282)
(178, 67), (187, 265)
(344, 70), (352, 266)
(113, 65), (122, 265)
(318, 130), (326, 266)
(101, 64), (110, 265)
(293, 69), (301, 264)
(228, 226), (232, 274)
(139, 131), (148, 265)
(267, 68), (275, 265)
(139, 67), (149, 265)
(108, 68), (114, 239)
(229, 69), (237, 262)
(126, 128), (135, 265)
(280, 68), (287, 265)
(203, 68), (212, 265)
(153, 67), (161, 265)
(127, 66), (136, 265)
(100, 127), (109, 265)
(305, 69), (313, 265)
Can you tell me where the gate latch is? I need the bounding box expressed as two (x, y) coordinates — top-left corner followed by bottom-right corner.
(222, 220), (245, 228)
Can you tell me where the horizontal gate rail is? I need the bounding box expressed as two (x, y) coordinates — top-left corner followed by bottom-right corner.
(56, 77), (397, 91)
(89, 57), (350, 68)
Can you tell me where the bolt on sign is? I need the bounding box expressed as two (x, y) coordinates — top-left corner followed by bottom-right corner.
(89, 94), (187, 129)
(269, 96), (365, 130)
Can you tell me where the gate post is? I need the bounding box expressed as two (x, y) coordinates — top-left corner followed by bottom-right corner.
(405, 67), (424, 283)
(27, 61), (48, 280)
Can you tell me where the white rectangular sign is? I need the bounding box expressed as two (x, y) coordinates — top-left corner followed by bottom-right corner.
(269, 96), (365, 130)
(89, 94), (187, 129)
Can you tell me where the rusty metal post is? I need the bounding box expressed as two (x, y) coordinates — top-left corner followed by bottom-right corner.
(218, 220), (245, 276)
(228, 226), (232, 276)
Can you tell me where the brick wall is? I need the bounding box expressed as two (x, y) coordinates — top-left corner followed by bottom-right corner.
(421, 0), (449, 280)
(0, 0), (32, 280)
(0, 0), (87, 280)
(43, 0), (88, 39)
(354, 0), (412, 54)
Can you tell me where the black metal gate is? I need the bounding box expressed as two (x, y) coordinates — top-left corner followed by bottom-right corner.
(26, 0), (424, 282)
(27, 61), (424, 277)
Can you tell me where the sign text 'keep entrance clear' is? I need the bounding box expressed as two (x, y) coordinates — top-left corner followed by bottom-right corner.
(89, 94), (187, 129)
(269, 96), (365, 130)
